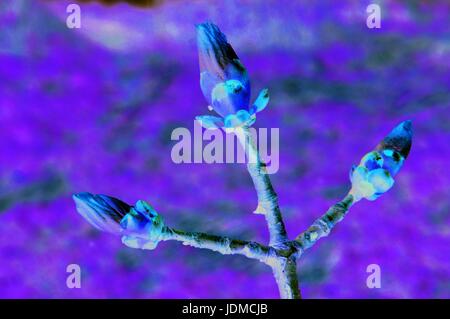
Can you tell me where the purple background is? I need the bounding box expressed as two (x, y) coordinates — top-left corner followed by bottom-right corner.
(0, 0), (449, 298)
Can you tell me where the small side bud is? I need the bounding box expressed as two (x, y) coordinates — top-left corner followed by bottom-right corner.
(120, 200), (165, 250)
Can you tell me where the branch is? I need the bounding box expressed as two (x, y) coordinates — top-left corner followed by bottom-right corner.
(293, 121), (412, 256)
(73, 192), (278, 263)
(294, 194), (354, 254)
(233, 127), (301, 299)
(234, 127), (288, 248)
(160, 227), (277, 263)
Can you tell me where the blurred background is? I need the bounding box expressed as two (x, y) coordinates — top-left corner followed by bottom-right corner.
(0, 0), (449, 298)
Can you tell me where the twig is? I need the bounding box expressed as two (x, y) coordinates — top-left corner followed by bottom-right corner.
(234, 126), (300, 298)
(74, 20), (414, 299)
(161, 227), (277, 263)
(74, 119), (412, 299)
(234, 127), (288, 248)
(294, 194), (355, 254)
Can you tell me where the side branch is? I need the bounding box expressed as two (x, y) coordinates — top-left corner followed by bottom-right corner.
(294, 194), (354, 254)
(234, 127), (288, 248)
(161, 227), (277, 263)
(73, 192), (278, 263)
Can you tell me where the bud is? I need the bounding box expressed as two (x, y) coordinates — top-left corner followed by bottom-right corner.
(195, 22), (269, 129)
(73, 193), (165, 250)
(120, 200), (165, 250)
(73, 192), (131, 235)
(350, 121), (412, 201)
(376, 120), (412, 159)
